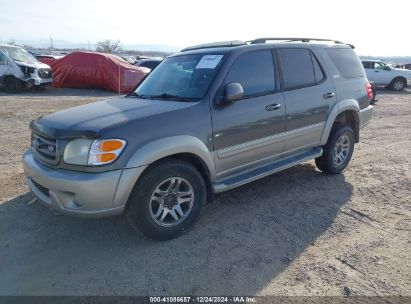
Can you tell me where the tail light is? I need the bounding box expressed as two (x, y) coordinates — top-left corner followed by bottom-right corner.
(365, 82), (373, 101)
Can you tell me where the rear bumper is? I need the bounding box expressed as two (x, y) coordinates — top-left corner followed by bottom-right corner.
(23, 150), (146, 218)
(359, 105), (373, 128)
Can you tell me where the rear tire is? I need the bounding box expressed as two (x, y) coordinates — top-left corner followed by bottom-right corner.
(4, 77), (22, 93)
(390, 78), (406, 91)
(315, 124), (355, 174)
(125, 159), (207, 241)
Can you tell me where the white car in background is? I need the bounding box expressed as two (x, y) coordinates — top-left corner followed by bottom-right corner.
(0, 44), (53, 93)
(362, 59), (411, 91)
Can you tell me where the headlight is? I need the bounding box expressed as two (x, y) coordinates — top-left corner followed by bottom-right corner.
(63, 138), (126, 166)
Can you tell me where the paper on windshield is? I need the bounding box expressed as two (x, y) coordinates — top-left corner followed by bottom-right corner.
(195, 55), (223, 69)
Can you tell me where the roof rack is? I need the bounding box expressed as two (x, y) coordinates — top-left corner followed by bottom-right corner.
(181, 40), (247, 52)
(249, 37), (354, 48)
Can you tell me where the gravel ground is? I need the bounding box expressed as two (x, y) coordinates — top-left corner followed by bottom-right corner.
(0, 87), (410, 296)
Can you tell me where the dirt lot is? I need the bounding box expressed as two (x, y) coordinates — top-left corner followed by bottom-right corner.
(0, 87), (410, 296)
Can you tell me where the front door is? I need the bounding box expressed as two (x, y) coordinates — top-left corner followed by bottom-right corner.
(211, 50), (285, 178)
(371, 62), (393, 85)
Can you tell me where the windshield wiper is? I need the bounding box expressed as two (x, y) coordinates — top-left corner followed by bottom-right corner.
(148, 93), (197, 102)
(127, 92), (150, 99)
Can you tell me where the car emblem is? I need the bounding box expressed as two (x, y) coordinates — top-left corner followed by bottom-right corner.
(47, 145), (55, 152)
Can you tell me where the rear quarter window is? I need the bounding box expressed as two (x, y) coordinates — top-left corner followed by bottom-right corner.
(326, 48), (365, 78)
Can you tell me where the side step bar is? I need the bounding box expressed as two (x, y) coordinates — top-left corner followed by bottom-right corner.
(212, 147), (323, 193)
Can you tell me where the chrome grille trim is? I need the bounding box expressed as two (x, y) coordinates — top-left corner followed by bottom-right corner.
(31, 133), (59, 165)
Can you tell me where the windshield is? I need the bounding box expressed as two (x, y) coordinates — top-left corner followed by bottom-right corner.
(0, 46), (37, 64)
(133, 53), (224, 101)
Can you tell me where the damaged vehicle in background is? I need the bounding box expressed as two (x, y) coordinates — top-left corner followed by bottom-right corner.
(0, 44), (53, 93)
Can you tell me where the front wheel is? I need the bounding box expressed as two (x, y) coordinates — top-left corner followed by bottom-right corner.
(315, 124), (355, 174)
(4, 77), (22, 93)
(125, 159), (206, 241)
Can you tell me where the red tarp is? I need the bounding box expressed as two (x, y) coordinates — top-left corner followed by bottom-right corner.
(37, 57), (58, 67)
(44, 52), (149, 93)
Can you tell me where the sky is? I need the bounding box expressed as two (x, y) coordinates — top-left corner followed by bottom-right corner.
(0, 0), (410, 56)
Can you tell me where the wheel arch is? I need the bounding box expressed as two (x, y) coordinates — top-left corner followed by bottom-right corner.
(113, 136), (215, 207)
(391, 76), (407, 86)
(320, 99), (360, 145)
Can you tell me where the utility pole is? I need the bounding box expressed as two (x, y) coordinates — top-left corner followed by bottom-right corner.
(50, 36), (54, 53)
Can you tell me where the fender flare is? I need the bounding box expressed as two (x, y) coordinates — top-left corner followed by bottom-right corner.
(320, 99), (360, 145)
(125, 135), (215, 179)
(113, 136), (215, 208)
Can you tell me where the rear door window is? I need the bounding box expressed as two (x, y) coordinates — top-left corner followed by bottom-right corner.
(362, 61), (373, 69)
(224, 50), (275, 97)
(277, 48), (317, 89)
(325, 48), (365, 78)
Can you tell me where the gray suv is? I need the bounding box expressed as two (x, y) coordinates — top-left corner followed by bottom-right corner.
(23, 38), (373, 240)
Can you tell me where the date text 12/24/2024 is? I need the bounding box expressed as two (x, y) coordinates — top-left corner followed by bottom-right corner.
(150, 296), (256, 303)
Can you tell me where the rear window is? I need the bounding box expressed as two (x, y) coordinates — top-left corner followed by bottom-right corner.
(326, 48), (365, 78)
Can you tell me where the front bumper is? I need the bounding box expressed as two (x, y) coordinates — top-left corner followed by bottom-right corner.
(359, 105), (373, 128)
(23, 150), (145, 218)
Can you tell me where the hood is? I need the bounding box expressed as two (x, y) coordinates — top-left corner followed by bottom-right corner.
(392, 67), (411, 76)
(18, 61), (50, 70)
(30, 96), (196, 139)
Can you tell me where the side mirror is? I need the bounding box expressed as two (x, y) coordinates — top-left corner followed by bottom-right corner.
(384, 65), (391, 71)
(220, 83), (243, 104)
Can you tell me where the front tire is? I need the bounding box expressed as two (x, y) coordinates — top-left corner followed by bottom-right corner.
(4, 77), (22, 93)
(315, 124), (355, 174)
(390, 78), (406, 91)
(125, 159), (206, 241)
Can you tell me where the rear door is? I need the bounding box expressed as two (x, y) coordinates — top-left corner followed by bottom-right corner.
(277, 48), (335, 152)
(211, 50), (285, 178)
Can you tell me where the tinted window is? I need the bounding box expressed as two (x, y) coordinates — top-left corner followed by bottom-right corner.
(278, 48), (316, 89)
(311, 53), (325, 83)
(326, 48), (365, 78)
(362, 61), (373, 69)
(224, 50), (275, 96)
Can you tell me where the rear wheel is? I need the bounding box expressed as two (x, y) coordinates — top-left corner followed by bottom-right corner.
(125, 159), (206, 241)
(315, 124), (355, 174)
(390, 78), (406, 91)
(4, 77), (22, 93)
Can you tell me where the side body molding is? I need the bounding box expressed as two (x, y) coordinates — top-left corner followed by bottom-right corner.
(125, 135), (216, 178)
(320, 99), (360, 146)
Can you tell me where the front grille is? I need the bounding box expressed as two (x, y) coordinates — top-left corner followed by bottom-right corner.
(38, 68), (52, 79)
(31, 133), (59, 165)
(31, 179), (50, 197)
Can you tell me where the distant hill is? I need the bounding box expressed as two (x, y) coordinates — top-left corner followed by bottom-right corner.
(13, 39), (181, 53)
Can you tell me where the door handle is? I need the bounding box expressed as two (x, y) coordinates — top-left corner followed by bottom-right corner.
(323, 92), (335, 99)
(374, 70), (380, 72)
(265, 103), (281, 111)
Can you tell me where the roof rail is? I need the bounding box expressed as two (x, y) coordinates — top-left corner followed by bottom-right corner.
(249, 37), (355, 48)
(181, 40), (247, 52)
